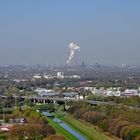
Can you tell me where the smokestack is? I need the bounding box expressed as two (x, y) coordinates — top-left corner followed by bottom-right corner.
(66, 42), (80, 65)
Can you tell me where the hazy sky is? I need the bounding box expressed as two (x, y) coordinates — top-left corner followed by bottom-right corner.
(0, 0), (140, 65)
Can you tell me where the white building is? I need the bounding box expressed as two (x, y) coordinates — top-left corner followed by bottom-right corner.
(34, 88), (55, 97)
(57, 72), (64, 79)
(44, 73), (55, 79)
(33, 74), (41, 79)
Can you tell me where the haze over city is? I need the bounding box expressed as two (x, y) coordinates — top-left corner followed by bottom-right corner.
(1, 1), (140, 140)
(0, 0), (140, 65)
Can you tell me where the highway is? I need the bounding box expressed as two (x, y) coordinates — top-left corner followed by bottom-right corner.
(1, 95), (140, 109)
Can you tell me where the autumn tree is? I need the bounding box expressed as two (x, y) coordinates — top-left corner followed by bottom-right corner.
(9, 124), (55, 140)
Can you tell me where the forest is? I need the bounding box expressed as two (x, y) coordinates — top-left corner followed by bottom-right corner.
(68, 101), (140, 140)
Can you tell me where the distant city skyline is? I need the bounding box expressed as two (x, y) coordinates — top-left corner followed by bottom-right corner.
(0, 0), (140, 65)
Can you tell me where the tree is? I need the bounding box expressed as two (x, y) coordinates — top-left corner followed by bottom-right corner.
(82, 111), (103, 124)
(9, 124), (55, 140)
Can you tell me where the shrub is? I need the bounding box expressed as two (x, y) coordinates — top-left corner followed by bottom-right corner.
(82, 111), (103, 124)
(98, 118), (110, 131)
(121, 125), (135, 140)
(115, 120), (129, 137)
(130, 128), (140, 140)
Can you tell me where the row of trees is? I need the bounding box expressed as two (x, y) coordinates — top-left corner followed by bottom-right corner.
(68, 101), (140, 140)
(9, 124), (55, 140)
(8, 108), (55, 140)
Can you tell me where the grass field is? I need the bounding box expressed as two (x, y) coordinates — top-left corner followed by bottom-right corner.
(54, 112), (118, 140)
(47, 117), (78, 140)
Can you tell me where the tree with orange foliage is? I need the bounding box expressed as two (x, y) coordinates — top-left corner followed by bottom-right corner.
(9, 124), (55, 140)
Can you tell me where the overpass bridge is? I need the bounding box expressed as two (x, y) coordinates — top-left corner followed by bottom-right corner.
(4, 95), (109, 105)
(1, 95), (139, 110)
(0, 95), (110, 105)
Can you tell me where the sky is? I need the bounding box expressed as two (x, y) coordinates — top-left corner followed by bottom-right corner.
(0, 0), (140, 65)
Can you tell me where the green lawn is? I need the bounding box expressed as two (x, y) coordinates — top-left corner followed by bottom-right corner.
(54, 112), (117, 140)
(47, 117), (78, 140)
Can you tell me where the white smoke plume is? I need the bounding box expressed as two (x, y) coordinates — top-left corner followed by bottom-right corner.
(66, 42), (80, 64)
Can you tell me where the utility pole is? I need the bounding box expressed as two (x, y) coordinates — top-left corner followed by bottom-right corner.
(3, 100), (5, 123)
(102, 94), (105, 116)
(15, 96), (17, 109)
